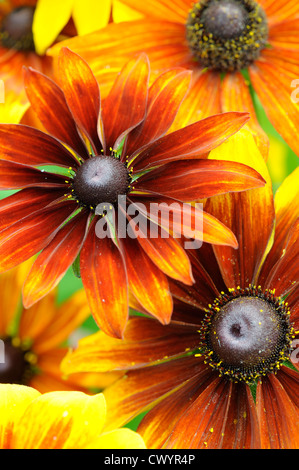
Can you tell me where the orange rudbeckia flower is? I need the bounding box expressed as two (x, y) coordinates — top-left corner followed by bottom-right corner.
(60, 141), (299, 449)
(0, 0), (112, 122)
(49, 0), (299, 159)
(0, 48), (266, 338)
(0, 262), (121, 393)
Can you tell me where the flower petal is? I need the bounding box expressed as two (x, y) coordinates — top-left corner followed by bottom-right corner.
(264, 219), (299, 297)
(0, 200), (77, 272)
(169, 69), (222, 132)
(113, 0), (189, 23)
(23, 67), (88, 158)
(0, 188), (66, 233)
(32, 0), (73, 55)
(103, 356), (206, 431)
(72, 0), (111, 35)
(256, 373), (299, 449)
(165, 379), (260, 449)
(249, 59), (299, 158)
(0, 384), (40, 449)
(62, 316), (199, 374)
(259, 0), (299, 24)
(221, 71), (269, 160)
(125, 68), (191, 157)
(102, 54), (150, 150)
(131, 112), (250, 170)
(80, 218), (128, 338)
(0, 160), (67, 190)
(0, 124), (78, 167)
(205, 129), (274, 288)
(135, 159), (266, 201)
(22, 211), (90, 308)
(122, 236), (173, 324)
(12, 391), (107, 449)
(87, 428), (146, 449)
(260, 167), (299, 282)
(57, 48), (102, 152)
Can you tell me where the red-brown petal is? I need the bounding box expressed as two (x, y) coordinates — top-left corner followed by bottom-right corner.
(125, 68), (191, 157)
(80, 218), (128, 338)
(0, 160), (67, 190)
(135, 159), (266, 201)
(0, 188), (66, 232)
(22, 210), (90, 308)
(101, 54), (150, 150)
(57, 48), (102, 152)
(131, 112), (250, 170)
(122, 236), (173, 324)
(0, 124), (79, 167)
(23, 67), (88, 158)
(0, 200), (78, 272)
(256, 373), (299, 449)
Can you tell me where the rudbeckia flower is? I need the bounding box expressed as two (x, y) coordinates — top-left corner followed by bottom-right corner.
(0, 48), (265, 338)
(0, 0), (112, 122)
(60, 136), (299, 449)
(0, 262), (120, 392)
(0, 384), (146, 449)
(50, 0), (299, 159)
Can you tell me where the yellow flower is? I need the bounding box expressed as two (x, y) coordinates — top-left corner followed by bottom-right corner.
(0, 384), (146, 449)
(33, 0), (112, 55)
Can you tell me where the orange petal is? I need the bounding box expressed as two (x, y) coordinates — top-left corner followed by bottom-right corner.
(205, 129), (274, 288)
(256, 373), (299, 449)
(102, 54), (150, 150)
(80, 218), (128, 338)
(57, 48), (102, 152)
(114, 0), (189, 23)
(22, 211), (90, 308)
(125, 68), (191, 157)
(122, 236), (173, 324)
(249, 58), (299, 158)
(221, 71), (269, 160)
(23, 67), (88, 158)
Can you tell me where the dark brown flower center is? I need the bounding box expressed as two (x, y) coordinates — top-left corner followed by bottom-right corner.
(0, 6), (35, 51)
(72, 155), (131, 209)
(199, 287), (294, 383)
(186, 0), (268, 72)
(0, 338), (35, 384)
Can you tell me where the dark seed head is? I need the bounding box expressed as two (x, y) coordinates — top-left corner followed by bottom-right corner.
(72, 155), (130, 208)
(0, 338), (29, 384)
(0, 6), (35, 51)
(186, 0), (268, 72)
(201, 0), (247, 39)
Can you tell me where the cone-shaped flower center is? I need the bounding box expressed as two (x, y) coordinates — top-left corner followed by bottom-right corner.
(72, 155), (131, 208)
(186, 0), (268, 72)
(0, 338), (31, 384)
(0, 6), (35, 51)
(199, 288), (294, 383)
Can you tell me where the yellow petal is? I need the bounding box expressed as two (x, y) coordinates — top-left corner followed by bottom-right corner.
(12, 391), (107, 449)
(113, 0), (144, 22)
(32, 0), (74, 55)
(0, 384), (40, 449)
(86, 428), (146, 449)
(73, 0), (111, 35)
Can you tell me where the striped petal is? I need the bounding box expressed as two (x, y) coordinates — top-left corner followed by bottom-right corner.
(0, 124), (79, 167)
(0, 160), (67, 190)
(57, 48), (102, 152)
(101, 54), (150, 150)
(0, 201), (77, 273)
(80, 218), (128, 338)
(24, 67), (88, 158)
(22, 211), (90, 308)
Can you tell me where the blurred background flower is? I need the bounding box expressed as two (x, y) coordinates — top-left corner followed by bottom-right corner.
(0, 383), (146, 448)
(0, 261), (122, 393)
